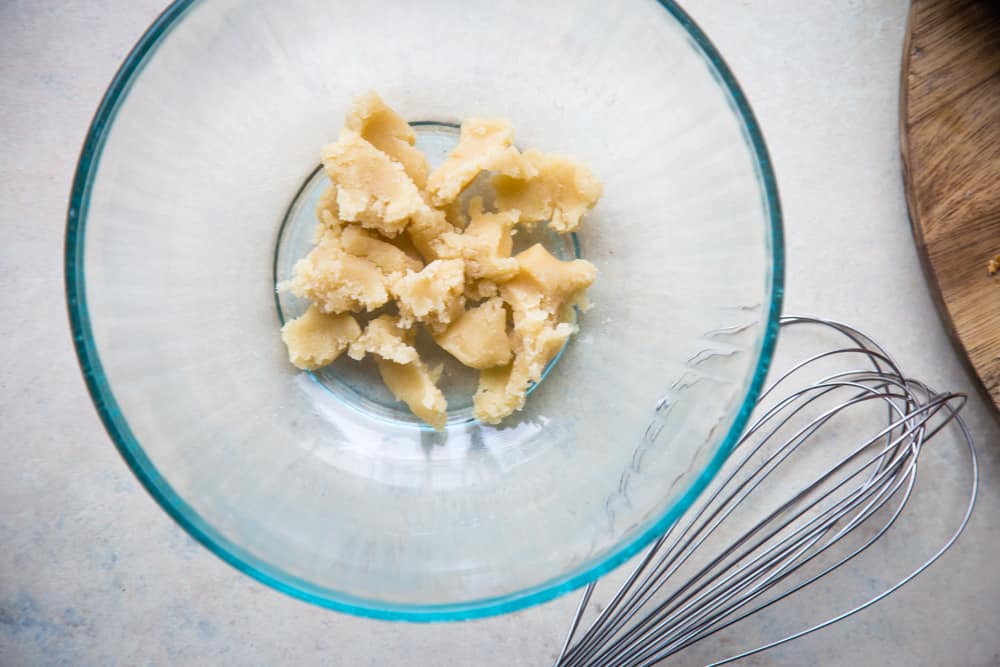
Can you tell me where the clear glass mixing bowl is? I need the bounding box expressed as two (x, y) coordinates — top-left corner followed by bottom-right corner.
(66, 0), (783, 620)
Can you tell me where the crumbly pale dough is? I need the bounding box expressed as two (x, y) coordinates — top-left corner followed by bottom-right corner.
(434, 297), (512, 370)
(437, 197), (520, 283)
(469, 244), (596, 421)
(346, 91), (430, 189)
(339, 224), (423, 275)
(285, 235), (390, 313)
(348, 315), (419, 365)
(391, 258), (467, 332)
(425, 118), (537, 206)
(493, 149), (603, 233)
(280, 92), (601, 428)
(280, 305), (361, 371)
(376, 357), (448, 430)
(321, 129), (426, 237)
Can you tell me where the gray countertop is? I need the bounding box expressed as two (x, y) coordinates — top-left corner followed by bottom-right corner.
(2, 1), (998, 664)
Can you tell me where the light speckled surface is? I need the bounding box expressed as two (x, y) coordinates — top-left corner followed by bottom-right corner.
(1, 1), (998, 665)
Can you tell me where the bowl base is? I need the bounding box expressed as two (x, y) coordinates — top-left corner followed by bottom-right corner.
(272, 122), (578, 430)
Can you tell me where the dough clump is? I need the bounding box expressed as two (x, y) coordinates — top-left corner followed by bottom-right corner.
(280, 91), (601, 428)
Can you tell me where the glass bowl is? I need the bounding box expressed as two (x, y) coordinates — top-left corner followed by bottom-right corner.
(66, 0), (783, 620)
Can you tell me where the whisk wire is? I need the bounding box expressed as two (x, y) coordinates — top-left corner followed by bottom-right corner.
(704, 407), (975, 667)
(555, 317), (978, 667)
(574, 401), (926, 667)
(565, 388), (921, 667)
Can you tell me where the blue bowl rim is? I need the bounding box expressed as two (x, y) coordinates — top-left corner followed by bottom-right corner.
(64, 0), (785, 622)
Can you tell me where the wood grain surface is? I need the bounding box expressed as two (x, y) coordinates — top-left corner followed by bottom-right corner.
(900, 0), (1000, 414)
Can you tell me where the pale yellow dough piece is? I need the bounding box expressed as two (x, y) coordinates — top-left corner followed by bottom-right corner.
(511, 318), (575, 396)
(437, 197), (520, 283)
(405, 207), (456, 262)
(286, 236), (389, 313)
(473, 244), (596, 423)
(434, 297), (512, 370)
(315, 185), (341, 225)
(348, 314), (419, 364)
(348, 314), (448, 429)
(473, 365), (517, 424)
(502, 243), (597, 321)
(314, 186), (344, 243)
(281, 305), (361, 370)
(391, 258), (467, 331)
(376, 358), (448, 430)
(345, 90), (430, 188)
(465, 278), (499, 301)
(321, 129), (425, 237)
(472, 319), (576, 424)
(425, 118), (537, 206)
(493, 149), (602, 233)
(339, 225), (423, 276)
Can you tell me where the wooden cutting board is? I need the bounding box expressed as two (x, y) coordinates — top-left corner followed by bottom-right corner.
(900, 0), (1000, 415)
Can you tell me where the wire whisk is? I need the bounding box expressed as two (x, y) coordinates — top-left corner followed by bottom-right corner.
(555, 316), (978, 667)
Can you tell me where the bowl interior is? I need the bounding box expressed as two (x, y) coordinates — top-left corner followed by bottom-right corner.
(69, 0), (781, 619)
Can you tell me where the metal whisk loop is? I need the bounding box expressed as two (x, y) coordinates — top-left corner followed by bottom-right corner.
(555, 316), (978, 667)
